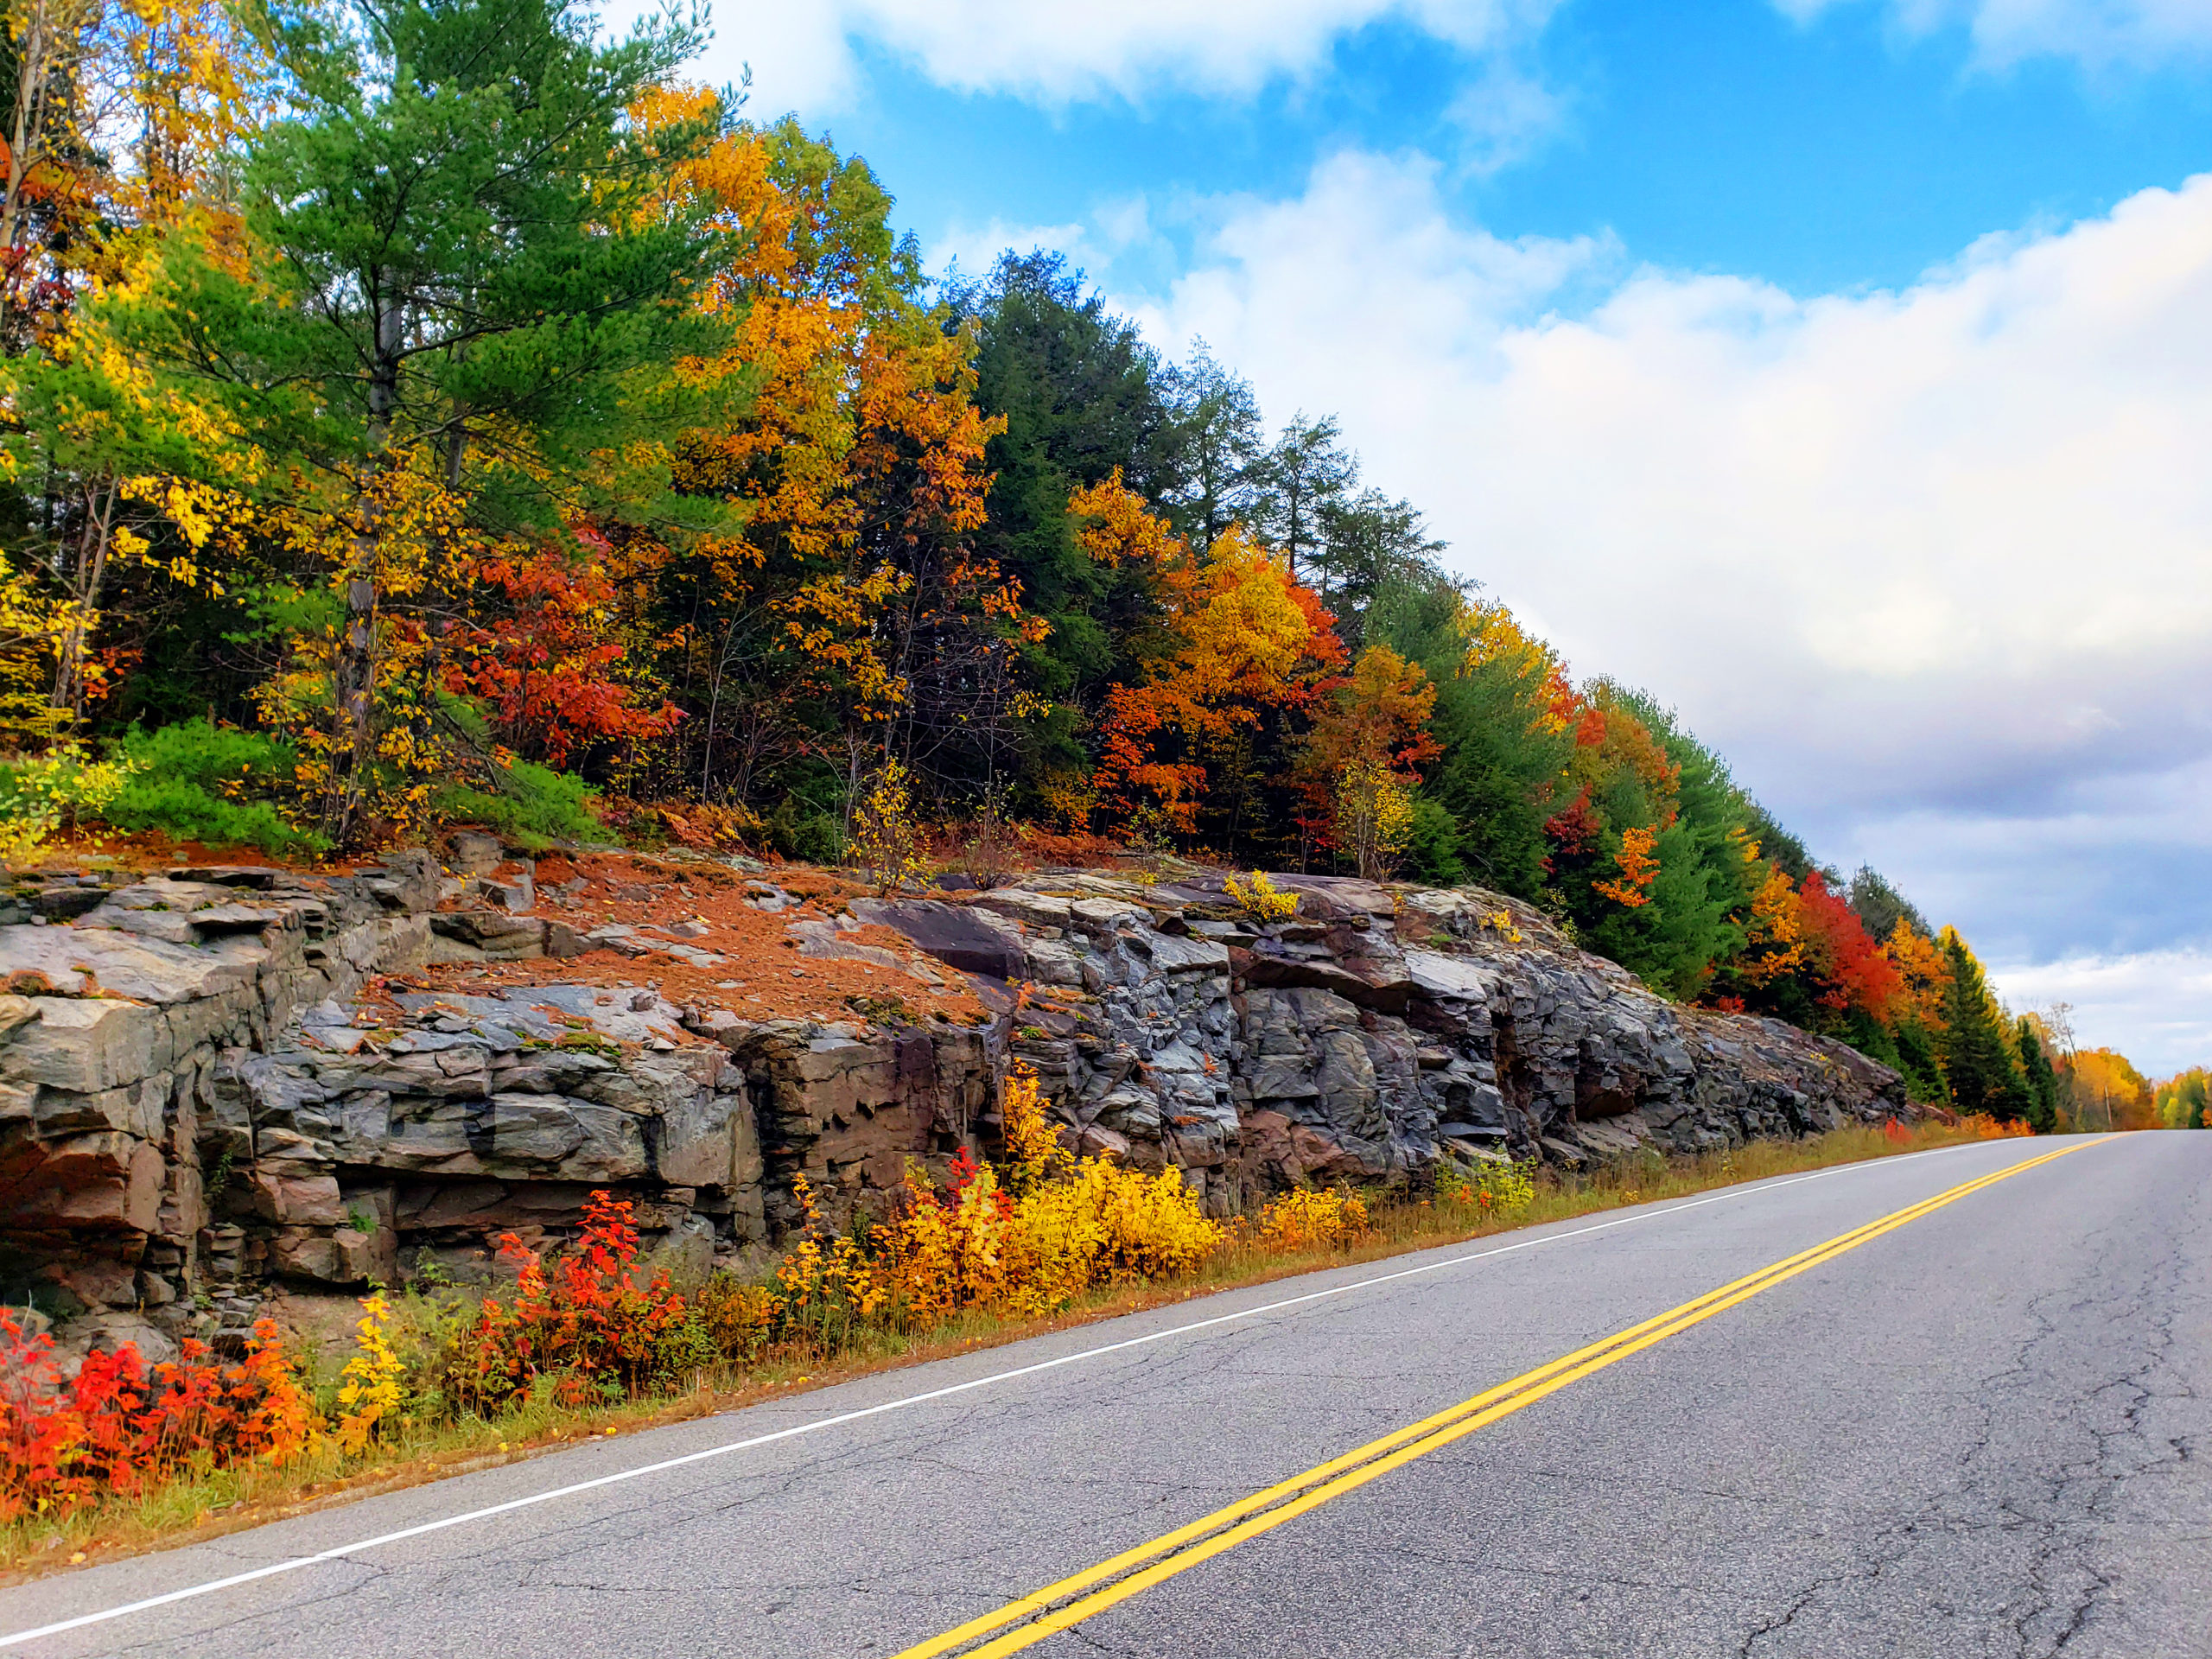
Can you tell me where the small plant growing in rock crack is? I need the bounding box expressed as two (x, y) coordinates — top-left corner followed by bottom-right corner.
(1224, 869), (1299, 924)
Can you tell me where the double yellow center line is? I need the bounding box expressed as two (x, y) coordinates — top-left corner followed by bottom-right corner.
(894, 1139), (2098, 1658)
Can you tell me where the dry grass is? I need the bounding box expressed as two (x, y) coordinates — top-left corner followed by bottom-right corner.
(0, 1114), (2018, 1584)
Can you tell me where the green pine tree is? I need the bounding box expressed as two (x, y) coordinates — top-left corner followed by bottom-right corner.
(1937, 931), (2031, 1120)
(1889, 1015), (1948, 1103)
(105, 0), (730, 837)
(2014, 1018), (2060, 1135)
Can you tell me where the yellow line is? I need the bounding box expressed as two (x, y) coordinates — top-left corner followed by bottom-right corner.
(894, 1139), (2097, 1659)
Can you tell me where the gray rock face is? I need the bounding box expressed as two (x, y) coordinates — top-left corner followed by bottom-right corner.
(897, 870), (1912, 1200)
(0, 854), (1912, 1361)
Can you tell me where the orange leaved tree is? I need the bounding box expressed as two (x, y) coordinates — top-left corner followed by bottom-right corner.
(1078, 474), (1345, 851)
(621, 95), (1025, 810)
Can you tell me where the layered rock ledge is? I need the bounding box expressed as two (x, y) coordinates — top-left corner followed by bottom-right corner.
(0, 848), (1910, 1360)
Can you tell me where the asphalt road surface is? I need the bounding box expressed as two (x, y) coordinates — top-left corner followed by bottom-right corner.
(4, 1131), (2207, 1658)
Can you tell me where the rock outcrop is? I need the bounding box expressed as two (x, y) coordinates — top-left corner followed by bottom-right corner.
(0, 849), (1910, 1358)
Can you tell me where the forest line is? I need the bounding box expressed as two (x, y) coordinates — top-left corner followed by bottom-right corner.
(0, 0), (2178, 1123)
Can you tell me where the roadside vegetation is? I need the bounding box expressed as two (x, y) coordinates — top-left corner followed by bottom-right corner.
(0, 0), (2184, 1588)
(0, 1081), (2028, 1580)
(0, 0), (2137, 1121)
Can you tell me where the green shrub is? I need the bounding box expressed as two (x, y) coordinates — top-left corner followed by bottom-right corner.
(91, 721), (326, 856)
(766, 796), (845, 866)
(1399, 795), (1467, 887)
(0, 744), (139, 861)
(434, 760), (607, 849)
(103, 778), (320, 856)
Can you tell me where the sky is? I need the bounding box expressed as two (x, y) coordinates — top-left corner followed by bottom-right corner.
(632, 0), (2212, 1073)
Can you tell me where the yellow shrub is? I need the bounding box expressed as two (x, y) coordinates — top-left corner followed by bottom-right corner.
(998, 1063), (1064, 1195)
(1437, 1157), (1536, 1220)
(696, 1275), (779, 1363)
(775, 1174), (889, 1346)
(1090, 1162), (1223, 1279)
(1224, 869), (1299, 923)
(334, 1294), (405, 1453)
(874, 1159), (1012, 1323)
(1255, 1185), (1371, 1251)
(1003, 1159), (1221, 1313)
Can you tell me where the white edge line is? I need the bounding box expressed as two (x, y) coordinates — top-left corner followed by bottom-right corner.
(0, 1136), (2063, 1650)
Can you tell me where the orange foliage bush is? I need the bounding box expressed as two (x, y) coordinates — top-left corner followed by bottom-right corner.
(0, 1313), (315, 1522)
(447, 543), (683, 768)
(1594, 824), (1661, 909)
(446, 1192), (702, 1413)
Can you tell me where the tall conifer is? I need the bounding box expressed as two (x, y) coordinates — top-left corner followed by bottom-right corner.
(2014, 1018), (2060, 1134)
(1937, 931), (2030, 1120)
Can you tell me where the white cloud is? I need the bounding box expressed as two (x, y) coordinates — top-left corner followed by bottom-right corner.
(1442, 56), (1569, 175)
(1774, 0), (2212, 71)
(926, 196), (1164, 291)
(1993, 949), (2212, 1077)
(641, 0), (1560, 119)
(1100, 152), (2212, 1064)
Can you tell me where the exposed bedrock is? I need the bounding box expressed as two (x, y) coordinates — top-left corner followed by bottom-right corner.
(0, 855), (1910, 1359)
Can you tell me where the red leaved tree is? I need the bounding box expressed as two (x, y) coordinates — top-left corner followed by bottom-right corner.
(448, 541), (683, 768)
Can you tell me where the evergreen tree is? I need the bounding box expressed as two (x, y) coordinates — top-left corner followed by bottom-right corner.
(1251, 412), (1353, 588)
(1891, 1017), (1948, 1103)
(1371, 571), (1569, 897)
(1938, 931), (2031, 1119)
(1316, 488), (1445, 652)
(1158, 342), (1263, 553)
(107, 0), (728, 836)
(959, 251), (1174, 780)
(1847, 864), (1930, 944)
(2015, 1017), (2060, 1134)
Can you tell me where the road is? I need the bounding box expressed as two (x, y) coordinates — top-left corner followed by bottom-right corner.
(3, 1132), (2207, 1658)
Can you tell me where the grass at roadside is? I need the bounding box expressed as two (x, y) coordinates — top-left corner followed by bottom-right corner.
(0, 1114), (2025, 1585)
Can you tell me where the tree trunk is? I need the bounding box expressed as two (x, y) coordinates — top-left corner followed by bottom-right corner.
(49, 474), (114, 721)
(325, 295), (404, 842)
(324, 559), (378, 840)
(0, 0), (52, 340)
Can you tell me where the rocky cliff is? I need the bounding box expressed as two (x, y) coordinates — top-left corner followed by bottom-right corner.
(0, 843), (1910, 1362)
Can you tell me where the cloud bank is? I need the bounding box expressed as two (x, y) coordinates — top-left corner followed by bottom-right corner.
(664, 0), (1557, 118)
(1095, 154), (2212, 1066)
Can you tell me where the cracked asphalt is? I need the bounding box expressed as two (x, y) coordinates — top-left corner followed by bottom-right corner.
(3, 1132), (2205, 1659)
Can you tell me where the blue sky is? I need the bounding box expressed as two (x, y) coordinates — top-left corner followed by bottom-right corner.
(793, 1), (2212, 299)
(668, 0), (2212, 1071)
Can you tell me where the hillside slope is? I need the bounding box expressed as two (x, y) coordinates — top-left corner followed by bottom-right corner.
(0, 845), (1911, 1362)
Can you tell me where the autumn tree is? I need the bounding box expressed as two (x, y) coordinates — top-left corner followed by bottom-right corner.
(2063, 1047), (2155, 1132)
(2157, 1069), (2209, 1131)
(0, 0), (278, 726)
(1079, 474), (1344, 851)
(1298, 643), (1439, 877)
(446, 540), (679, 768)
(96, 0), (730, 836)
(637, 107), (1012, 817)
